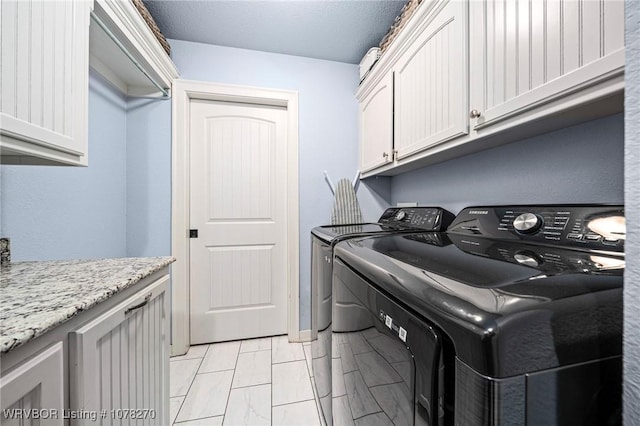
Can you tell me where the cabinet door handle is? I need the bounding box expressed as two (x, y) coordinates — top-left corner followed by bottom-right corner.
(383, 152), (389, 159)
(124, 293), (152, 315)
(470, 109), (482, 119)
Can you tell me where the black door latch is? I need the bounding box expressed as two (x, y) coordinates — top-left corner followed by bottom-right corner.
(189, 229), (198, 238)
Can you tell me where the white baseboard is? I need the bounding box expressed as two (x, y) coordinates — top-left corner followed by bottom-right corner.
(298, 329), (313, 343)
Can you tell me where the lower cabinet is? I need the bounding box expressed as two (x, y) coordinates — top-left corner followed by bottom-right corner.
(69, 275), (170, 426)
(0, 343), (64, 426)
(0, 270), (170, 426)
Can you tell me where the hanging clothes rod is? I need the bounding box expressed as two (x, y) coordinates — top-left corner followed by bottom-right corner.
(90, 11), (170, 99)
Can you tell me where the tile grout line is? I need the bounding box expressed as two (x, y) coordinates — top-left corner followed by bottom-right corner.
(272, 340), (320, 422)
(271, 336), (275, 423)
(305, 343), (323, 425)
(272, 357), (308, 365)
(270, 338), (273, 424)
(272, 396), (317, 408)
(221, 341), (243, 424)
(195, 367), (235, 375)
(174, 414), (224, 424)
(172, 337), (323, 425)
(172, 345), (209, 425)
(311, 378), (324, 425)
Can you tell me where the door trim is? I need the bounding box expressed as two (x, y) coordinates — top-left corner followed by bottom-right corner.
(171, 79), (300, 356)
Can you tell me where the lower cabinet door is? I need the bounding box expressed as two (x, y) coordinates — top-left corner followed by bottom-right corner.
(69, 275), (170, 426)
(0, 343), (64, 426)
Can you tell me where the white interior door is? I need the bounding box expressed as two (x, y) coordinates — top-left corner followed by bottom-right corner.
(189, 99), (288, 344)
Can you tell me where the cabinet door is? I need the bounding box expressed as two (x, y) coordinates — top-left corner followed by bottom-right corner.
(69, 275), (170, 426)
(0, 343), (64, 426)
(469, 0), (624, 130)
(1, 0), (92, 165)
(393, 0), (468, 161)
(359, 73), (394, 172)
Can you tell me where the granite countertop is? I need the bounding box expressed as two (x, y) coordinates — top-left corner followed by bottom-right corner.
(0, 257), (175, 354)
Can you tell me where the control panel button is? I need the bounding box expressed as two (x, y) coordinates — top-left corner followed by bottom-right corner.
(394, 210), (406, 221)
(567, 233), (583, 240)
(514, 251), (542, 267)
(585, 234), (601, 241)
(513, 213), (543, 234)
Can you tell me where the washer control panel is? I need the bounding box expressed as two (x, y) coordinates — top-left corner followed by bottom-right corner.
(513, 213), (544, 234)
(448, 206), (625, 252)
(378, 207), (454, 231)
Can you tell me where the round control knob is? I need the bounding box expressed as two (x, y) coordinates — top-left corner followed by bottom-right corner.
(513, 213), (543, 234)
(470, 109), (482, 119)
(395, 210), (406, 221)
(514, 251), (542, 267)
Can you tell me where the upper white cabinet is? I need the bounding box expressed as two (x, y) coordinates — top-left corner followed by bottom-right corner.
(359, 73), (394, 172)
(468, 0), (625, 130)
(0, 0), (179, 166)
(1, 0), (92, 166)
(358, 0), (625, 177)
(394, 0), (468, 160)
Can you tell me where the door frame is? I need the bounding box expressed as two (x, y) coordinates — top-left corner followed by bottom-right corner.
(171, 79), (300, 356)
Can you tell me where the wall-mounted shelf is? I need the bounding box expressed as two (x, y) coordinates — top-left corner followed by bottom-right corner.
(89, 0), (179, 98)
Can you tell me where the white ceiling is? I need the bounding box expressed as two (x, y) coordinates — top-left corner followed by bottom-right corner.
(143, 0), (406, 64)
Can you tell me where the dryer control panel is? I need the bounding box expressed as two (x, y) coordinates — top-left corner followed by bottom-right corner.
(448, 205), (625, 253)
(378, 207), (454, 231)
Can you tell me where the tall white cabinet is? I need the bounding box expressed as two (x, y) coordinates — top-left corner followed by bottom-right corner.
(0, 0), (92, 165)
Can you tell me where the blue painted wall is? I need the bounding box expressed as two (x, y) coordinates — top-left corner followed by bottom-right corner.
(0, 72), (128, 261)
(125, 98), (172, 257)
(390, 113), (624, 214)
(168, 39), (386, 330)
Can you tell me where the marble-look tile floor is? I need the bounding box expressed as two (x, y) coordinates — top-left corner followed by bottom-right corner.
(170, 336), (323, 426)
